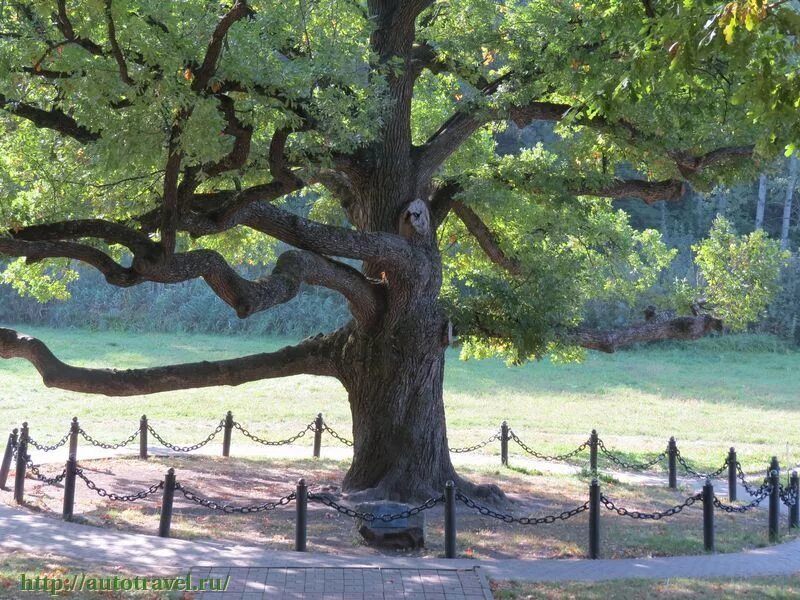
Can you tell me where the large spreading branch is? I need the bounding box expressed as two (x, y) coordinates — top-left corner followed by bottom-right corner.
(571, 314), (723, 353)
(191, 0), (252, 92)
(1, 233), (381, 325)
(0, 327), (340, 395)
(418, 91), (753, 187)
(0, 93), (99, 143)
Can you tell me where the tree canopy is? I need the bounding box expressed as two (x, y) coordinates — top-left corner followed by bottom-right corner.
(1, 0), (794, 366)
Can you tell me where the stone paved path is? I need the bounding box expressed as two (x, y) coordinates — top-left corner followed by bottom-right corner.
(185, 567), (492, 599)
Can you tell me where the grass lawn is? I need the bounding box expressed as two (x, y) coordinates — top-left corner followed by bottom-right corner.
(0, 324), (798, 471)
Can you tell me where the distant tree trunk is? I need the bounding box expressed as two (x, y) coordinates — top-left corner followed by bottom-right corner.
(781, 154), (798, 249)
(659, 201), (669, 242)
(716, 190), (728, 217)
(756, 174), (768, 230)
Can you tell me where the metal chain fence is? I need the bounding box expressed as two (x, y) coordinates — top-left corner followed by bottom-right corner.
(713, 488), (772, 513)
(233, 421), (315, 446)
(455, 490), (590, 525)
(28, 430), (71, 452)
(675, 450), (729, 480)
(323, 424), (354, 447)
(307, 493), (442, 522)
(79, 428), (140, 450)
(509, 430), (590, 462)
(147, 421), (224, 453)
(597, 439), (666, 471)
(75, 468), (163, 502)
(736, 463), (771, 497)
(600, 492), (703, 520)
(176, 484), (296, 513)
(25, 454), (67, 485)
(449, 432), (501, 454)
(780, 483), (797, 508)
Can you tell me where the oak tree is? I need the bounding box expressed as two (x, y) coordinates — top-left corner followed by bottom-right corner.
(0, 0), (795, 498)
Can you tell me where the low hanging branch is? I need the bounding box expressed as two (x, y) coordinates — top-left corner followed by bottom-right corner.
(0, 327), (340, 395)
(571, 314), (723, 353)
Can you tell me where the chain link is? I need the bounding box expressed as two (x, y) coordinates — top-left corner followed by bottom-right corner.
(147, 421), (224, 453)
(600, 492), (702, 519)
(176, 483), (296, 513)
(509, 430), (589, 462)
(675, 450), (728, 480)
(597, 438), (666, 471)
(456, 490), (589, 524)
(75, 468), (163, 501)
(780, 483), (797, 507)
(28, 430), (71, 452)
(307, 493), (443, 522)
(79, 427), (140, 450)
(24, 454), (67, 485)
(233, 421), (315, 446)
(449, 432), (501, 454)
(713, 487), (771, 513)
(323, 423), (354, 447)
(736, 462), (771, 497)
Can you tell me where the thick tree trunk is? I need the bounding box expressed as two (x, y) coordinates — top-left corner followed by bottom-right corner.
(339, 316), (456, 500)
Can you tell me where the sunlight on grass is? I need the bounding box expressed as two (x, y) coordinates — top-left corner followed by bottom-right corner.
(0, 325), (798, 471)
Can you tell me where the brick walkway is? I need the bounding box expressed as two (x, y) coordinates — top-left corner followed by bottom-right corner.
(186, 567), (492, 599)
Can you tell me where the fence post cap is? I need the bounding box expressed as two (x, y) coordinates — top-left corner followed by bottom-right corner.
(591, 429), (597, 436)
(729, 446), (735, 453)
(21, 422), (28, 428)
(297, 478), (306, 486)
(71, 416), (78, 423)
(792, 470), (798, 478)
(226, 410), (233, 417)
(140, 414), (147, 420)
(669, 436), (675, 442)
(501, 420), (507, 426)
(445, 479), (455, 488)
(317, 413), (323, 419)
(11, 428), (17, 435)
(704, 477), (712, 486)
(167, 467), (175, 475)
(590, 478), (599, 487)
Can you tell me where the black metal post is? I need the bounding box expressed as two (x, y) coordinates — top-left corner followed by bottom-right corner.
(68, 417), (79, 461)
(0, 428), (18, 490)
(668, 437), (677, 490)
(500, 421), (509, 467)
(769, 457), (780, 542)
(139, 415), (148, 460)
(14, 422), (28, 504)
(222, 411), (234, 457)
(158, 468), (176, 538)
(590, 429), (598, 474)
(313, 414), (323, 459)
(703, 478), (715, 552)
(589, 479), (600, 559)
(790, 471), (799, 529)
(62, 458), (77, 521)
(296, 478), (308, 551)
(727, 447), (737, 502)
(444, 480), (456, 558)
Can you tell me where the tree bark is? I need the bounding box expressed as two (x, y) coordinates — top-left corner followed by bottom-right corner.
(756, 174), (768, 230)
(781, 153), (798, 250)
